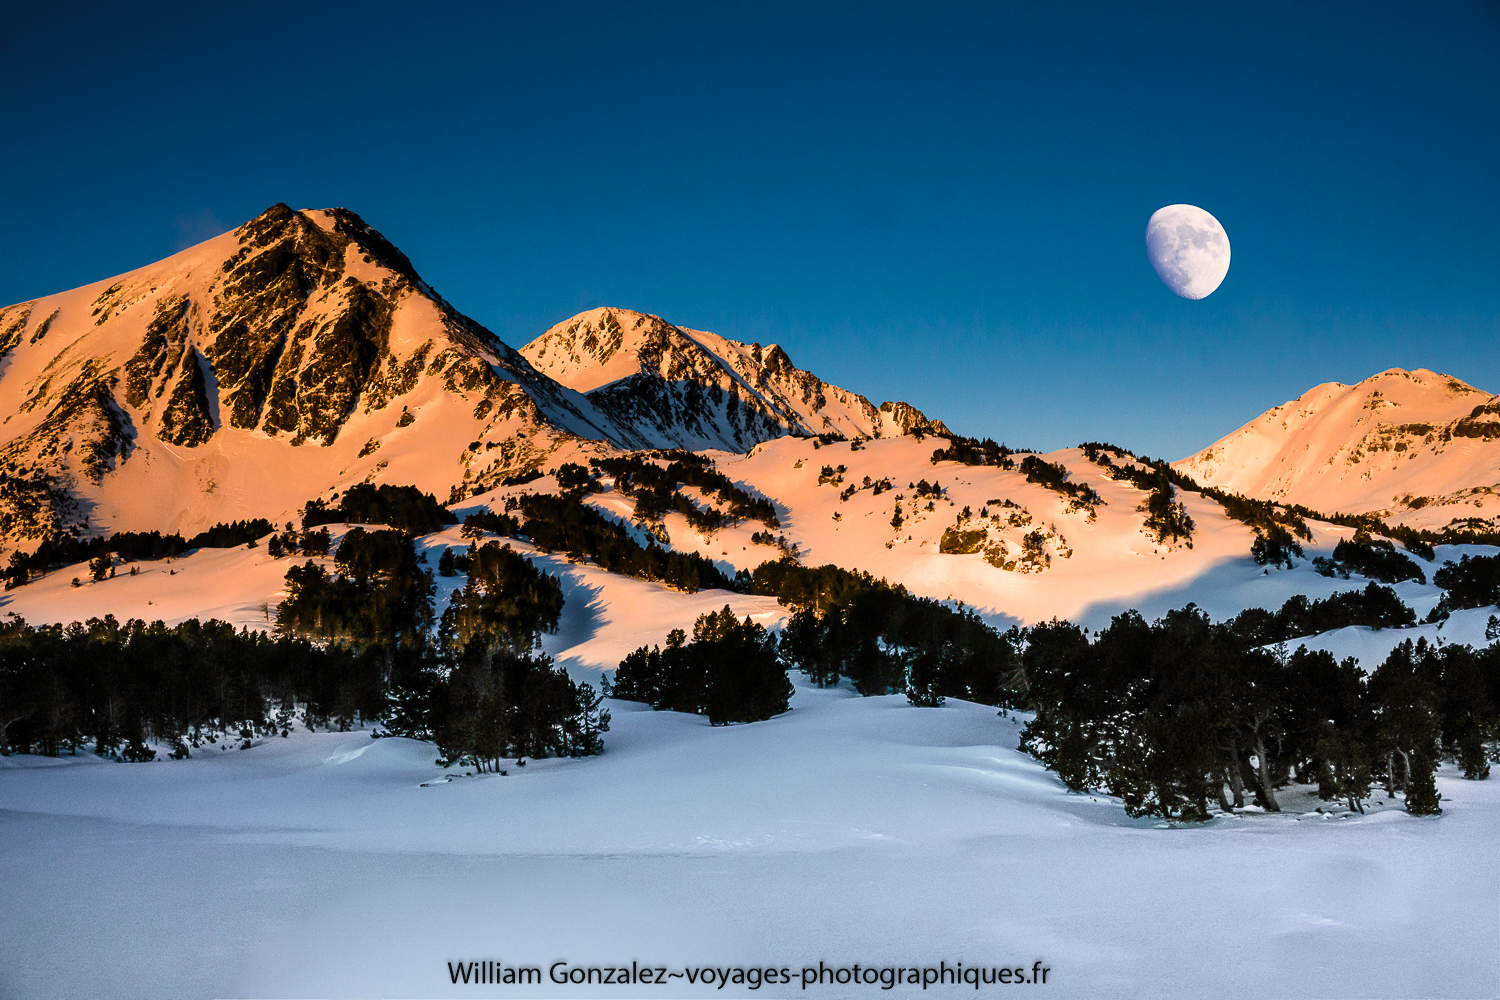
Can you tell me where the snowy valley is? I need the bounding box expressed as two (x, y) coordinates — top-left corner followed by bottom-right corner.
(2, 208), (1499, 999)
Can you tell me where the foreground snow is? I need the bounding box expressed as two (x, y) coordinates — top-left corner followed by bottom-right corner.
(2, 673), (1497, 999)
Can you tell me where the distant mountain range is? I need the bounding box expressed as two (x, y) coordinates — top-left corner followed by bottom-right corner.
(0, 205), (946, 545)
(0, 204), (1494, 551)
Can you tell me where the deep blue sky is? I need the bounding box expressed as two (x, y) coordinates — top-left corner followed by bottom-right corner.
(3, 2), (1497, 459)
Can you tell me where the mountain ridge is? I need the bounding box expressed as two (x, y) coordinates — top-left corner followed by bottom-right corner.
(520, 306), (949, 451)
(4, 204), (1495, 553)
(0, 206), (949, 548)
(1175, 367), (1500, 532)
(0, 204), (620, 543)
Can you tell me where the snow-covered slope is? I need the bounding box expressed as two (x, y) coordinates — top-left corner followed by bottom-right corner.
(0, 204), (631, 544)
(2, 434), (1497, 999)
(438, 436), (1476, 635)
(1176, 368), (1500, 531)
(520, 307), (948, 451)
(7, 432), (1483, 649)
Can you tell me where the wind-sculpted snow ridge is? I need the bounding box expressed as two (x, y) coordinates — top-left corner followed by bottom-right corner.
(1176, 368), (1500, 533)
(521, 307), (948, 451)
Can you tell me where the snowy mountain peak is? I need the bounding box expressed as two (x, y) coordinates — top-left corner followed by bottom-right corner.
(0, 205), (618, 543)
(520, 307), (946, 451)
(1176, 367), (1500, 530)
(0, 209), (967, 547)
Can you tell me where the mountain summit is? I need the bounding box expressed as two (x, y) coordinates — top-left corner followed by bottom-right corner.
(0, 206), (948, 546)
(520, 307), (947, 451)
(0, 204), (620, 541)
(1175, 368), (1500, 531)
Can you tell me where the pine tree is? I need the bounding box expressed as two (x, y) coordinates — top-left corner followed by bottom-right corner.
(905, 648), (944, 707)
(567, 683), (610, 756)
(1369, 640), (1444, 813)
(1404, 750), (1442, 815)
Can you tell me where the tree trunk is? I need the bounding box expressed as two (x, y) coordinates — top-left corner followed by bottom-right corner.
(1254, 733), (1281, 812)
(1318, 757), (1337, 801)
(1395, 748), (1411, 793)
(1217, 772), (1234, 814)
(1226, 742), (1246, 808)
(1333, 760), (1357, 814)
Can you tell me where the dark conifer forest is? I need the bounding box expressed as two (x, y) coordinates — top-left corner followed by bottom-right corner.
(301, 483), (458, 536)
(1017, 607), (1500, 819)
(3, 518), (276, 589)
(589, 452), (780, 531)
(610, 606), (791, 725)
(1, 472), (1497, 828)
(0, 616), (382, 758)
(277, 529), (606, 769)
(613, 559), (1022, 722)
(496, 491), (745, 593)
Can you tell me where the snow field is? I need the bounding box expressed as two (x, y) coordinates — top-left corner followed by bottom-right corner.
(3, 674), (1497, 998)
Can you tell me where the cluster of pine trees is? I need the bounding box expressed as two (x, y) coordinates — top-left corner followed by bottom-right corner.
(276, 529), (607, 769)
(610, 606), (790, 725)
(1232, 583), (1417, 642)
(302, 483), (459, 536)
(1019, 456), (1104, 519)
(0, 616), (379, 758)
(1079, 444), (1194, 546)
(780, 588), (1017, 705)
(611, 559), (1024, 723)
(427, 541), (606, 766)
(930, 435), (1027, 470)
(751, 559), (1020, 706)
(1282, 499), (1492, 553)
(1313, 534), (1427, 584)
(277, 528), (436, 654)
(458, 510), (522, 540)
(266, 525), (332, 559)
(3, 518), (275, 589)
(1019, 605), (1500, 820)
(1081, 441), (1317, 564)
(1425, 553), (1500, 621)
(500, 492), (745, 593)
(590, 452), (780, 529)
(1076, 439), (1500, 562)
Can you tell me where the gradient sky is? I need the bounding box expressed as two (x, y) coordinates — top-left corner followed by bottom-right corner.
(2, 2), (1497, 459)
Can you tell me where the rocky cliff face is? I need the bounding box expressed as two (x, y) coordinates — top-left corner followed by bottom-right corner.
(0, 205), (618, 543)
(1175, 368), (1500, 531)
(520, 307), (947, 451)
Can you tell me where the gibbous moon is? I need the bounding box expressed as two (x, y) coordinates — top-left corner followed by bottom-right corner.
(1145, 204), (1231, 299)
